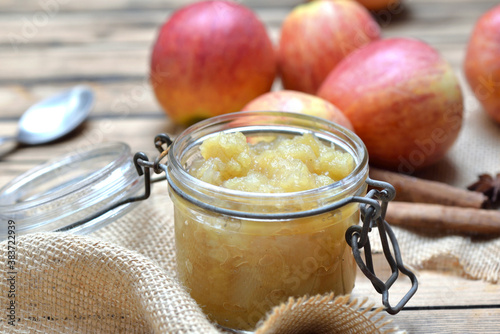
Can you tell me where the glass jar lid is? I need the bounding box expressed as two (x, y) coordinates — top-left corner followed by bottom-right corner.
(0, 142), (144, 240)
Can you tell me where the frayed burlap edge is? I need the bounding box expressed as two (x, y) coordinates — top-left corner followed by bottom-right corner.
(255, 293), (403, 334)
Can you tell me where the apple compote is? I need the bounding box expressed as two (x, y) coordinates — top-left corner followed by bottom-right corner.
(171, 128), (365, 330)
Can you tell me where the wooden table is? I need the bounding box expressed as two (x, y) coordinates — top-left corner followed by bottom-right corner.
(1, 0), (499, 332)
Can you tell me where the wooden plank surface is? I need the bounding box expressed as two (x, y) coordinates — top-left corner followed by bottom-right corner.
(352, 255), (500, 333)
(354, 273), (500, 333)
(1, 0), (500, 332)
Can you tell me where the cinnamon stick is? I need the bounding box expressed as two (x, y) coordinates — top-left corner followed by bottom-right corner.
(369, 167), (487, 209)
(385, 201), (500, 235)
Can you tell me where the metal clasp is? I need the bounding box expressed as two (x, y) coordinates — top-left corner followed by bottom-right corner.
(346, 178), (418, 314)
(133, 133), (173, 179)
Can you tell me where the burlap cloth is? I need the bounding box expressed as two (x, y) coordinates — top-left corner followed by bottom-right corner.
(1, 91), (499, 333)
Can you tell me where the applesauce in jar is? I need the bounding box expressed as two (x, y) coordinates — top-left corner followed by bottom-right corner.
(166, 112), (368, 331)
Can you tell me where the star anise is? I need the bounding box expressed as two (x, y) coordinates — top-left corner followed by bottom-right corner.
(467, 173), (500, 205)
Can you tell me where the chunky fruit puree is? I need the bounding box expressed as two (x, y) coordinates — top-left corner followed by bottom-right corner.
(173, 131), (359, 330)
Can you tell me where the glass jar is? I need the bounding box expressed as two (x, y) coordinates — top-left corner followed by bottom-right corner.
(0, 142), (144, 239)
(166, 112), (368, 331)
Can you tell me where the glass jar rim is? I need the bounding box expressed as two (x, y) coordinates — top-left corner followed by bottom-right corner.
(0, 142), (144, 238)
(167, 111), (369, 215)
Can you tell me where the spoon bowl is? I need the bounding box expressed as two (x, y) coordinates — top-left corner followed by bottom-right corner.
(16, 86), (94, 145)
(0, 86), (94, 151)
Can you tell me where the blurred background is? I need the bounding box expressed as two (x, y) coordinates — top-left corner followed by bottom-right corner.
(1, 0), (493, 120)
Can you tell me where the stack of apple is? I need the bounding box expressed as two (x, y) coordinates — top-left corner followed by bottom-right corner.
(150, 0), (499, 172)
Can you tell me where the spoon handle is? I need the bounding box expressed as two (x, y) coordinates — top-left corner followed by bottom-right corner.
(0, 136), (16, 146)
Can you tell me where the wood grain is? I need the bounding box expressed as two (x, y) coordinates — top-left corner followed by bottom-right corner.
(353, 255), (500, 333)
(354, 251), (500, 305)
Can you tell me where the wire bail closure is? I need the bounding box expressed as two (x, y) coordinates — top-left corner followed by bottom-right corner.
(346, 178), (418, 314)
(131, 133), (417, 315)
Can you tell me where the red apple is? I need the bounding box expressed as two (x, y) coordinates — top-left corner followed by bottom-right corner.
(317, 38), (464, 173)
(464, 5), (500, 124)
(242, 90), (354, 130)
(278, 0), (380, 94)
(150, 0), (276, 125)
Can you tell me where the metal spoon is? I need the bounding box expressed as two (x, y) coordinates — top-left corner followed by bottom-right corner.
(0, 85), (94, 147)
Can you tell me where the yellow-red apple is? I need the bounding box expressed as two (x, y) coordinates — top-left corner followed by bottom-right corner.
(278, 0), (380, 94)
(242, 90), (353, 131)
(305, 0), (403, 11)
(318, 38), (464, 173)
(464, 5), (500, 124)
(150, 0), (276, 126)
